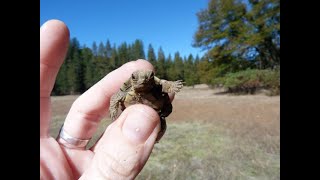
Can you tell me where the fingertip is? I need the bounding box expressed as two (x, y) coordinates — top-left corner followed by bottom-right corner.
(83, 104), (161, 179)
(41, 19), (70, 38)
(40, 19), (70, 67)
(40, 19), (70, 97)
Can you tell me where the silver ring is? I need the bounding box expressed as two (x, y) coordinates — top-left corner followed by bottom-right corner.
(57, 125), (90, 149)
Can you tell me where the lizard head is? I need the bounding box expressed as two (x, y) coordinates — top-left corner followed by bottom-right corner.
(131, 70), (155, 92)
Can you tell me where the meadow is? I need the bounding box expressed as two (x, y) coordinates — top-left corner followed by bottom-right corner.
(50, 85), (280, 180)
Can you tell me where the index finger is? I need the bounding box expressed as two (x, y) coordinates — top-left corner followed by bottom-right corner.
(40, 20), (70, 97)
(40, 20), (69, 137)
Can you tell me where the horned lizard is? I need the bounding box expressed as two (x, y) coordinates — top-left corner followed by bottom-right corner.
(109, 69), (183, 142)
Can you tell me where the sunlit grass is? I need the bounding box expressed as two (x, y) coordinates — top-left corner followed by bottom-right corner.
(136, 121), (279, 180)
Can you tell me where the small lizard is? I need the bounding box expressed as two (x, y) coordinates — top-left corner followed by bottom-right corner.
(109, 70), (183, 142)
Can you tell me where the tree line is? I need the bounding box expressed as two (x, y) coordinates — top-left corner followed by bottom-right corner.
(52, 38), (202, 95)
(53, 0), (279, 95)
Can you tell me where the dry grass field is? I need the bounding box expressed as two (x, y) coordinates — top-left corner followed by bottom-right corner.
(50, 85), (280, 180)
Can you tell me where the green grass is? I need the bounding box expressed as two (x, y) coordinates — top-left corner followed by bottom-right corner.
(50, 119), (279, 180)
(136, 121), (280, 180)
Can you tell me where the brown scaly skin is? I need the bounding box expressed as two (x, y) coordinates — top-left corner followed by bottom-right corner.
(109, 70), (183, 142)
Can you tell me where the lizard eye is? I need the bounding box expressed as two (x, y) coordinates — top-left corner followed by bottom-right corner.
(149, 71), (154, 79)
(132, 74), (137, 80)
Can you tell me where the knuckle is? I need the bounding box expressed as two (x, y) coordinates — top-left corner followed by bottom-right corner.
(95, 149), (139, 179)
(122, 60), (154, 72)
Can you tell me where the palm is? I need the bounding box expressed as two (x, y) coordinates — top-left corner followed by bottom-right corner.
(40, 137), (93, 179)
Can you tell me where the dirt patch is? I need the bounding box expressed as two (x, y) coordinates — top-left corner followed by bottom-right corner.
(170, 86), (279, 121)
(50, 85), (279, 140)
(51, 86), (279, 123)
(51, 85), (279, 126)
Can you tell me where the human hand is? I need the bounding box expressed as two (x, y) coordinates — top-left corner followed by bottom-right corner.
(40, 20), (165, 179)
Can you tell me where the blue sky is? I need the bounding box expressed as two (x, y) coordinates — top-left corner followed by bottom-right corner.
(40, 0), (209, 58)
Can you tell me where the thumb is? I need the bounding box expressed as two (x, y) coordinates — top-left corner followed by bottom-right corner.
(80, 104), (161, 180)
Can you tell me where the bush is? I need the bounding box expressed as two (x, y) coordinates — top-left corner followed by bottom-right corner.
(211, 69), (280, 95)
(259, 69), (280, 96)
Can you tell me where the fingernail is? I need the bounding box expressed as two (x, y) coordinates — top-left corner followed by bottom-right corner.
(122, 107), (159, 144)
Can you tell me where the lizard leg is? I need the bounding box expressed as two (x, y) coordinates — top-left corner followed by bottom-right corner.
(154, 76), (183, 93)
(109, 90), (125, 121)
(161, 94), (173, 117)
(161, 80), (183, 93)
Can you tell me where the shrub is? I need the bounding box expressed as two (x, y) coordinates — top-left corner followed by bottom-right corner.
(211, 69), (280, 95)
(259, 69), (280, 96)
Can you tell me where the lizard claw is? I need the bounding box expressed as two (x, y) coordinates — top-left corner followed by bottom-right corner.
(170, 80), (184, 93)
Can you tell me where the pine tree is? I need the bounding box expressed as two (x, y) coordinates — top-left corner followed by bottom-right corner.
(156, 47), (166, 79)
(52, 60), (69, 95)
(194, 55), (201, 84)
(82, 47), (95, 89)
(92, 41), (98, 57)
(118, 42), (129, 65)
(197, 56), (215, 84)
(110, 44), (119, 69)
(132, 39), (145, 60)
(98, 41), (105, 57)
(193, 0), (279, 70)
(105, 39), (112, 58)
(173, 52), (184, 80)
(147, 44), (156, 67)
(184, 54), (197, 86)
(166, 54), (175, 81)
(127, 44), (133, 61)
(65, 38), (81, 94)
(247, 0), (280, 68)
